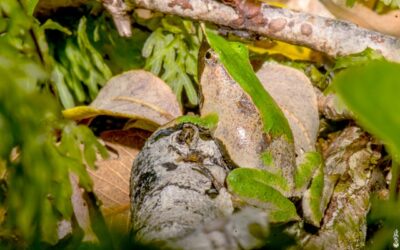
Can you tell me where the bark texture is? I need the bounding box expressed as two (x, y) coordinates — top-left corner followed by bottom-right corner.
(132, 0), (400, 62)
(316, 88), (353, 121)
(300, 126), (384, 249)
(130, 122), (271, 249)
(173, 207), (269, 250)
(130, 123), (234, 245)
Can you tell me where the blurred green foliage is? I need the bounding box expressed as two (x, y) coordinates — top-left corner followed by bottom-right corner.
(141, 16), (202, 107)
(45, 6), (148, 109)
(333, 60), (400, 249)
(332, 48), (384, 71)
(346, 0), (400, 8)
(334, 60), (400, 161)
(0, 0), (108, 247)
(345, 0), (357, 6)
(50, 16), (112, 109)
(88, 14), (148, 74)
(380, 0), (400, 8)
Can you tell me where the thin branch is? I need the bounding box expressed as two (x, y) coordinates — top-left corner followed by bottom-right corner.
(132, 0), (400, 62)
(35, 0), (400, 62)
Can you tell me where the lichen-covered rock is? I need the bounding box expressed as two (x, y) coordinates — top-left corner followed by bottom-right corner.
(300, 127), (384, 249)
(130, 123), (234, 245)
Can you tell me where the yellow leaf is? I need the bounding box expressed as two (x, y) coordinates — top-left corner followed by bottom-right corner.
(248, 40), (314, 62)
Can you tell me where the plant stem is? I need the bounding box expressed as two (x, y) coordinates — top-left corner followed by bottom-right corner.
(390, 161), (399, 201)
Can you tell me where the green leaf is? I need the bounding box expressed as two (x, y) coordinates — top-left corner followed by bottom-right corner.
(334, 60), (400, 160)
(345, 0), (357, 7)
(52, 64), (75, 108)
(41, 19), (72, 35)
(23, 0), (39, 15)
(77, 17), (112, 80)
(49, 15), (116, 108)
(205, 28), (293, 142)
(142, 18), (201, 106)
(227, 168), (298, 222)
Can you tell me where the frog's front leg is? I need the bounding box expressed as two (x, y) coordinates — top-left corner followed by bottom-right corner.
(294, 151), (327, 227)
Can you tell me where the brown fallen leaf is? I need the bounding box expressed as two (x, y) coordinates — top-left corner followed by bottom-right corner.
(320, 0), (400, 38)
(256, 62), (319, 156)
(88, 129), (150, 231)
(200, 49), (266, 170)
(200, 51), (318, 173)
(63, 70), (183, 131)
(57, 173), (99, 243)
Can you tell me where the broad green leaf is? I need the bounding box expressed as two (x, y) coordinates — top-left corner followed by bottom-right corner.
(205, 29), (293, 142)
(227, 168), (298, 222)
(334, 60), (400, 160)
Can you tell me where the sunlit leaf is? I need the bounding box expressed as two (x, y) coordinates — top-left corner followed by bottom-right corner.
(227, 168), (299, 223)
(64, 70), (183, 129)
(334, 60), (400, 160)
(249, 40), (316, 62)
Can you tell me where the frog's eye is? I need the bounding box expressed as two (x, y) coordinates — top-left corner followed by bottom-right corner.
(205, 50), (213, 60)
(204, 49), (218, 65)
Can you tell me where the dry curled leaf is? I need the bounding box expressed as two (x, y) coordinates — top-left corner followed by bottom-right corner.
(200, 49), (266, 169)
(63, 70), (183, 131)
(88, 129), (150, 231)
(256, 62), (319, 156)
(57, 173), (98, 243)
(320, 0), (400, 38)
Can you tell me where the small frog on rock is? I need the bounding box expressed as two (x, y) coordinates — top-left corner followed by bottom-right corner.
(198, 29), (329, 226)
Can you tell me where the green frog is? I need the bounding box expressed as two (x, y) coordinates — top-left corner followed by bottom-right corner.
(195, 29), (329, 226)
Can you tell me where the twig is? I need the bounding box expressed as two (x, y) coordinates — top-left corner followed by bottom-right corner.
(35, 0), (400, 62)
(132, 0), (400, 62)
